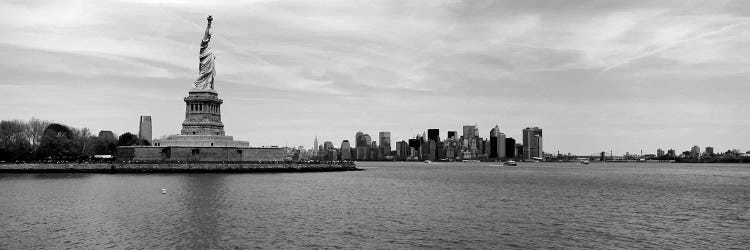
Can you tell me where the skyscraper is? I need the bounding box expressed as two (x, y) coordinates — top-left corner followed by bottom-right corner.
(139, 116), (152, 144)
(370, 141), (378, 160)
(489, 125), (506, 159)
(323, 141), (334, 160)
(408, 138), (420, 151)
(515, 143), (523, 159)
(462, 125), (476, 139)
(447, 131), (457, 139)
(705, 146), (714, 156)
(340, 140), (352, 160)
(364, 134), (372, 147)
(505, 137), (516, 159)
(657, 148), (665, 157)
(313, 136), (319, 154)
(522, 127), (543, 161)
(355, 132), (365, 160)
(691, 145), (700, 157)
(355, 131), (365, 147)
(427, 129), (439, 142)
(379, 132), (391, 156)
(396, 140), (409, 160)
(355, 131), (371, 160)
(427, 140), (437, 161)
(323, 141), (334, 152)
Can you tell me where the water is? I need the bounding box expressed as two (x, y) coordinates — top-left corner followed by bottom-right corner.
(1, 162), (748, 248)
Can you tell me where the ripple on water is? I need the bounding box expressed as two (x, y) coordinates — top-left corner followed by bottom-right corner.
(1, 163), (750, 248)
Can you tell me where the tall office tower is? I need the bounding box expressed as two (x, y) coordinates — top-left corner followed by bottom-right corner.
(355, 131), (370, 160)
(505, 137), (516, 158)
(691, 145), (700, 157)
(328, 149), (338, 161)
(313, 136), (319, 154)
(379, 132), (391, 156)
(353, 131), (365, 160)
(369, 141), (379, 160)
(462, 125), (476, 140)
(474, 137), (484, 156)
(445, 140), (457, 159)
(323, 141), (334, 160)
(667, 149), (676, 157)
(484, 140), (491, 156)
(356, 147), (367, 160)
(427, 141), (437, 161)
(396, 140), (409, 159)
(522, 127), (543, 160)
(447, 131), (457, 139)
(323, 141), (334, 153)
(364, 134), (372, 147)
(489, 125), (506, 159)
(355, 131), (365, 147)
(139, 116), (152, 144)
(657, 148), (665, 157)
(427, 129), (440, 142)
(340, 140), (352, 160)
(515, 144), (523, 158)
(436, 142), (445, 159)
(408, 138), (420, 150)
(497, 132), (506, 158)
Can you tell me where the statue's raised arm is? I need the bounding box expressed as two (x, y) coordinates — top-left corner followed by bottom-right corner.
(203, 15), (213, 42)
(194, 15), (216, 90)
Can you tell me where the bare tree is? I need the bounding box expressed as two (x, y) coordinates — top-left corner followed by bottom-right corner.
(27, 117), (50, 148)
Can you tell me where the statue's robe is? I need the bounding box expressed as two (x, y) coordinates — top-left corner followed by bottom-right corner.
(194, 35), (215, 89)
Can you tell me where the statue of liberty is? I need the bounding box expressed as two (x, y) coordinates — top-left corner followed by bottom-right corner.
(194, 15), (215, 90)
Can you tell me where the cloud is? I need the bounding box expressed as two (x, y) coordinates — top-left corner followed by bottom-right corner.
(1, 0), (749, 154)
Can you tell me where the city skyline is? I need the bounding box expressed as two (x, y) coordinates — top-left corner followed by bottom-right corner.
(2, 1), (750, 155)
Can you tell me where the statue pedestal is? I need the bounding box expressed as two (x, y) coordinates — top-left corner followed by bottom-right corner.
(154, 134), (249, 147)
(154, 88), (249, 147)
(181, 89), (225, 136)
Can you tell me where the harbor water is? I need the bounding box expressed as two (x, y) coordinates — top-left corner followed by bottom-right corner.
(1, 162), (748, 248)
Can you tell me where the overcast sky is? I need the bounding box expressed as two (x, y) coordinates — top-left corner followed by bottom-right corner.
(2, 0), (749, 155)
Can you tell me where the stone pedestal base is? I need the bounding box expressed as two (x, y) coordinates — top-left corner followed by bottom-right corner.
(154, 134), (249, 147)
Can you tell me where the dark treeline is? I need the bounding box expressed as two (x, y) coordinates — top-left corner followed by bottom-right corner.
(0, 118), (148, 162)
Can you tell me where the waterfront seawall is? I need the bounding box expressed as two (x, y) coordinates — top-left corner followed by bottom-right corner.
(0, 162), (359, 173)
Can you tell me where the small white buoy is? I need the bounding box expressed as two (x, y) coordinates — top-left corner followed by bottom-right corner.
(161, 188), (167, 194)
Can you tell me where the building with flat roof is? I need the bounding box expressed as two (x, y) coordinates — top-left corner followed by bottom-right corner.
(427, 129), (439, 142)
(691, 145), (700, 157)
(379, 132), (391, 157)
(522, 127), (543, 161)
(138, 116), (152, 144)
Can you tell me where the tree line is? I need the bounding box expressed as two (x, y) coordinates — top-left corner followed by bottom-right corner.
(0, 118), (148, 162)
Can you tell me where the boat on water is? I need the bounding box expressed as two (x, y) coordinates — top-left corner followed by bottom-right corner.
(424, 160), (432, 163)
(581, 160), (590, 165)
(503, 160), (517, 166)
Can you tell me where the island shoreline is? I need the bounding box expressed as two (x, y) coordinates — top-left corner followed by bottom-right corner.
(0, 163), (360, 173)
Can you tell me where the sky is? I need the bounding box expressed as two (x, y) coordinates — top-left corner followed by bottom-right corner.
(1, 0), (749, 155)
